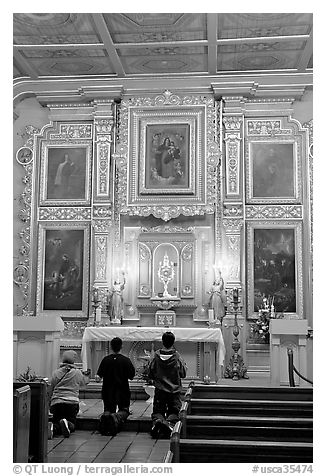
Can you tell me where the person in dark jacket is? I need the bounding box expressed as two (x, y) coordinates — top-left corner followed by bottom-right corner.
(148, 331), (187, 438)
(96, 337), (135, 435)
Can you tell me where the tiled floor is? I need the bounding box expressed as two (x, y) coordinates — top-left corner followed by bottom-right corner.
(47, 398), (169, 463)
(47, 431), (169, 463)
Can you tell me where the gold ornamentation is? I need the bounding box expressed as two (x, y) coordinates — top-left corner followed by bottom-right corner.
(246, 205), (302, 220)
(49, 123), (92, 140)
(247, 120), (291, 136)
(39, 207), (92, 221)
(223, 219), (243, 234)
(223, 204), (243, 217)
(93, 206), (112, 218)
(95, 236), (107, 282)
(92, 219), (112, 233)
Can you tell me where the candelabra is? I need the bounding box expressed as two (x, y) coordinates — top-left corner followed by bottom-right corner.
(224, 288), (248, 380)
(90, 286), (102, 327)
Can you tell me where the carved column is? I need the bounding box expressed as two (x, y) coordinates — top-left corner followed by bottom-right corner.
(91, 100), (116, 308)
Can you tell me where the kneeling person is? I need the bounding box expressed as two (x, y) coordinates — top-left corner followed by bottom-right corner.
(96, 337), (135, 435)
(48, 350), (90, 438)
(148, 331), (187, 438)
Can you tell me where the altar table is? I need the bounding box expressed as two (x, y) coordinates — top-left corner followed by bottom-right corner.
(81, 326), (226, 382)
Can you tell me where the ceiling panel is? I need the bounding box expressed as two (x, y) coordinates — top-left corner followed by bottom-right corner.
(122, 54), (206, 74)
(13, 13), (101, 45)
(25, 57), (114, 75)
(219, 13), (312, 39)
(217, 50), (300, 71)
(104, 13), (207, 43)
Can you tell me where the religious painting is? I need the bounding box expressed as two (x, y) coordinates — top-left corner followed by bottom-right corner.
(143, 124), (190, 192)
(37, 224), (90, 315)
(40, 145), (91, 205)
(247, 221), (303, 319)
(248, 142), (298, 202)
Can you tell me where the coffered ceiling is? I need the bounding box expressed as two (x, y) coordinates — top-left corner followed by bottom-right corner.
(13, 13), (313, 80)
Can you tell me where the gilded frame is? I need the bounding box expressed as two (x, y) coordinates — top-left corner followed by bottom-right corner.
(114, 91), (220, 221)
(246, 221), (303, 320)
(39, 142), (92, 206)
(246, 139), (301, 204)
(36, 222), (90, 316)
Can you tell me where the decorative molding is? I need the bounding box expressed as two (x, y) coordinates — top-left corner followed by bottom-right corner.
(49, 123), (93, 140)
(223, 218), (243, 234)
(246, 119), (291, 136)
(227, 235), (240, 252)
(113, 91), (220, 221)
(92, 219), (112, 233)
(95, 235), (108, 282)
(39, 207), (91, 221)
(93, 206), (112, 219)
(246, 205), (303, 220)
(181, 243), (193, 261)
(95, 118), (114, 197)
(141, 225), (194, 234)
(223, 116), (243, 130)
(61, 320), (87, 339)
(223, 204), (243, 217)
(14, 125), (40, 314)
(223, 116), (242, 197)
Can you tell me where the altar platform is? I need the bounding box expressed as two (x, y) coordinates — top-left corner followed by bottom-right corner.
(81, 326), (226, 383)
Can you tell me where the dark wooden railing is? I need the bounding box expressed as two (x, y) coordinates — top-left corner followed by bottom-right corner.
(287, 348), (313, 387)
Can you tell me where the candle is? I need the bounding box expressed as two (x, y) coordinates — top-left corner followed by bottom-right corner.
(208, 309), (215, 323)
(93, 288), (98, 301)
(233, 288), (239, 301)
(95, 307), (101, 323)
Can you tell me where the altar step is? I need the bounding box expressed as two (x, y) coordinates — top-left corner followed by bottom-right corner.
(246, 343), (270, 376)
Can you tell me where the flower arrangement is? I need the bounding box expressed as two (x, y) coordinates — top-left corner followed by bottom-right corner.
(17, 366), (45, 382)
(251, 313), (271, 342)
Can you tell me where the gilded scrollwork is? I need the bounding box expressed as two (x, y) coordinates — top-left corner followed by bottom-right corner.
(93, 206), (112, 219)
(95, 235), (107, 282)
(95, 118), (114, 197)
(247, 120), (291, 136)
(49, 123), (93, 140)
(223, 204), (243, 217)
(245, 205), (302, 220)
(39, 207), (92, 221)
(223, 219), (243, 234)
(14, 125), (39, 314)
(141, 225), (194, 234)
(223, 116), (242, 197)
(181, 243), (193, 261)
(92, 219), (112, 233)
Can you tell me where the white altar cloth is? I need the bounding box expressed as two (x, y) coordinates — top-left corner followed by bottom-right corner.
(81, 326), (225, 370)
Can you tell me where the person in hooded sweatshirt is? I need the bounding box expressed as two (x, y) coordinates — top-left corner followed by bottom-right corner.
(48, 350), (90, 437)
(148, 331), (187, 438)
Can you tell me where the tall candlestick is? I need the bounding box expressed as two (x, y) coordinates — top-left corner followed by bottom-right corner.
(233, 288), (239, 301)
